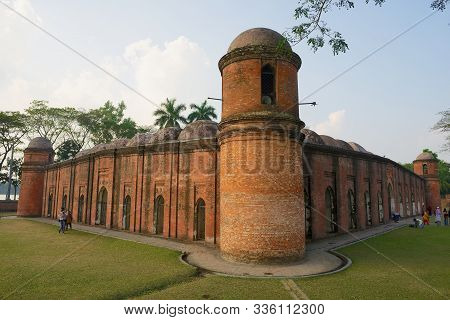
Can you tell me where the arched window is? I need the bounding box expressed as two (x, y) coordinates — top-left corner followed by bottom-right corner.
(123, 195), (131, 230)
(47, 194), (53, 217)
(96, 187), (107, 225)
(399, 193), (403, 217)
(365, 191), (372, 226)
(261, 64), (275, 105)
(405, 195), (409, 216)
(194, 198), (206, 241)
(154, 195), (164, 235)
(378, 192), (384, 223)
(423, 164), (428, 175)
(325, 187), (338, 233)
(411, 193), (416, 215)
(348, 190), (357, 230)
(62, 194), (68, 211)
(77, 195), (84, 223)
(388, 184), (394, 219)
(304, 190), (312, 239)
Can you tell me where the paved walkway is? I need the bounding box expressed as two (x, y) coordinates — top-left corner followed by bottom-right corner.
(23, 216), (412, 278)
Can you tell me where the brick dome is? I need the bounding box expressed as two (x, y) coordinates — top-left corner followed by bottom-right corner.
(228, 28), (291, 52)
(416, 152), (435, 161)
(320, 135), (340, 148)
(348, 142), (369, 154)
(179, 120), (218, 141)
(27, 137), (53, 150)
(301, 129), (324, 145)
(148, 127), (181, 144)
(336, 139), (353, 151)
(127, 132), (155, 147)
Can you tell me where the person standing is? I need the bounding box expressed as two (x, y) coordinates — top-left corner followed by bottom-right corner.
(58, 209), (66, 234)
(443, 208), (448, 226)
(435, 207), (442, 226)
(423, 210), (430, 226)
(66, 211), (73, 230)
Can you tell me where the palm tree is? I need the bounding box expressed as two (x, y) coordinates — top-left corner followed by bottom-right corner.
(187, 100), (217, 123)
(153, 98), (187, 129)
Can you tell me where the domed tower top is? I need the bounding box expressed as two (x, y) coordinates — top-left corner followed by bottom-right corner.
(227, 28), (292, 52)
(219, 27), (302, 120)
(24, 137), (54, 164)
(413, 151), (438, 177)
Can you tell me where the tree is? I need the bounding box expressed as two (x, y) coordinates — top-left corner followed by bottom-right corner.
(187, 100), (218, 123)
(0, 155), (22, 200)
(81, 100), (146, 145)
(0, 111), (27, 171)
(432, 109), (450, 152)
(25, 100), (81, 152)
(56, 140), (82, 161)
(288, 0), (448, 55)
(153, 98), (187, 129)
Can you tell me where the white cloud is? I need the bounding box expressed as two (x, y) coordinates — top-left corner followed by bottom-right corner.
(0, 1), (219, 125)
(312, 109), (346, 137)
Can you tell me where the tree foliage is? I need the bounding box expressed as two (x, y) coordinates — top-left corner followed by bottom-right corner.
(153, 98), (188, 129)
(0, 111), (27, 170)
(431, 109), (450, 152)
(288, 0), (448, 55)
(187, 100), (217, 123)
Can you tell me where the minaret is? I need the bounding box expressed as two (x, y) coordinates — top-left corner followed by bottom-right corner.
(413, 151), (441, 212)
(218, 28), (305, 263)
(17, 137), (54, 217)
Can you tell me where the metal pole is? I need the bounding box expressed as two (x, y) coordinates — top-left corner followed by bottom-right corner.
(6, 146), (14, 201)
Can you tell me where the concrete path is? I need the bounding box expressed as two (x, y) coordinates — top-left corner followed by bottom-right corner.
(23, 216), (412, 278)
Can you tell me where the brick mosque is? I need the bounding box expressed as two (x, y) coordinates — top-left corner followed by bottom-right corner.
(17, 28), (441, 264)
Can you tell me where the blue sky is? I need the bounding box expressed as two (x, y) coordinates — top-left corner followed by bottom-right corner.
(0, 0), (449, 162)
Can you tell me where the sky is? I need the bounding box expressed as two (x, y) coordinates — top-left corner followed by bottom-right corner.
(0, 0), (449, 163)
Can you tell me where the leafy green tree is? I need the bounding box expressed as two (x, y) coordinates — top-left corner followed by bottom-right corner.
(56, 140), (82, 161)
(187, 100), (218, 123)
(25, 100), (81, 152)
(153, 98), (187, 129)
(82, 101), (146, 145)
(0, 156), (22, 200)
(432, 109), (449, 152)
(288, 0), (448, 55)
(0, 111), (27, 170)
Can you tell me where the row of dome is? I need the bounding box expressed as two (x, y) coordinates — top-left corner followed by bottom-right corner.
(73, 122), (371, 158)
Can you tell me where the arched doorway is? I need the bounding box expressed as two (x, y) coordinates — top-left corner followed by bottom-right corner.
(411, 193), (416, 215)
(304, 190), (312, 239)
(194, 198), (206, 241)
(348, 190), (357, 230)
(388, 184), (394, 220)
(378, 192), (384, 223)
(47, 194), (53, 217)
(399, 193), (404, 217)
(326, 187), (338, 233)
(154, 195), (164, 235)
(123, 195), (131, 230)
(405, 195), (409, 216)
(96, 187), (107, 225)
(77, 195), (84, 223)
(365, 191), (372, 226)
(62, 194), (68, 211)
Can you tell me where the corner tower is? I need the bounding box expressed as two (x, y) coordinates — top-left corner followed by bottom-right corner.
(218, 28), (305, 263)
(17, 137), (54, 217)
(413, 151), (440, 211)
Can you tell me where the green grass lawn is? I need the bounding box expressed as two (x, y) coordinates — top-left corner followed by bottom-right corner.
(296, 225), (450, 299)
(0, 218), (448, 300)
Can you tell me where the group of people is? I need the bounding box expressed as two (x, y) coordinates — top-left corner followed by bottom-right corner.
(411, 206), (449, 229)
(57, 208), (73, 234)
